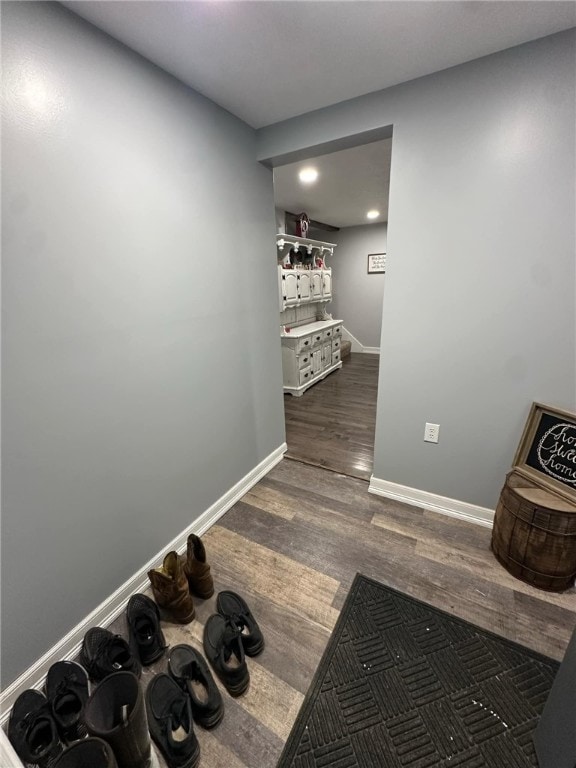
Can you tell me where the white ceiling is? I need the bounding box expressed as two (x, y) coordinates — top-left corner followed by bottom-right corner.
(273, 139), (392, 228)
(63, 1), (576, 130)
(62, 0), (575, 229)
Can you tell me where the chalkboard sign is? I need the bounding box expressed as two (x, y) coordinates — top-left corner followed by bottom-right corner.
(514, 402), (576, 504)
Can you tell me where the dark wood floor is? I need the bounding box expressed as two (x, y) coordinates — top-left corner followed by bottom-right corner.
(109, 357), (576, 767)
(133, 461), (575, 768)
(283, 353), (379, 480)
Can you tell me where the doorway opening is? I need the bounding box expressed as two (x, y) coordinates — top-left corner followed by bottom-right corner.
(272, 138), (392, 480)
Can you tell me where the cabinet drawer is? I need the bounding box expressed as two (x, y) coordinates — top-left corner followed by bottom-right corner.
(333, 325), (342, 335)
(332, 350), (341, 365)
(298, 351), (312, 368)
(312, 332), (323, 345)
(296, 336), (313, 354)
(323, 328), (333, 340)
(299, 366), (312, 386)
(332, 338), (341, 353)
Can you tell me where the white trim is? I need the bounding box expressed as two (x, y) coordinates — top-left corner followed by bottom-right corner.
(341, 326), (380, 354)
(0, 443), (287, 727)
(368, 476), (494, 528)
(0, 730), (23, 768)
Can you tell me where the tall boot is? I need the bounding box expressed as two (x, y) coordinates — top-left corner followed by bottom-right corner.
(83, 672), (151, 768)
(179, 534), (214, 598)
(148, 551), (195, 623)
(53, 738), (118, 768)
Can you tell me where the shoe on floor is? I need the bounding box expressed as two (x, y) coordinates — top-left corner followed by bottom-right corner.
(80, 627), (142, 683)
(126, 593), (166, 666)
(148, 551), (195, 624)
(84, 671), (151, 768)
(179, 534), (214, 599)
(52, 737), (118, 767)
(46, 660), (89, 742)
(203, 614), (249, 697)
(216, 590), (264, 656)
(8, 689), (63, 767)
(168, 644), (224, 728)
(146, 673), (200, 768)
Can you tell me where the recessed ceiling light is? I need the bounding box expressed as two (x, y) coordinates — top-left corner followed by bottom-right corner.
(299, 167), (319, 184)
(366, 209), (380, 220)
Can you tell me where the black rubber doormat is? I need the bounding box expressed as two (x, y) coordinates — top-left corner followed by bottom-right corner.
(277, 574), (559, 768)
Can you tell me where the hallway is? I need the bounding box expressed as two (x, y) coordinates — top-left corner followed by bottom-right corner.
(283, 354), (379, 481)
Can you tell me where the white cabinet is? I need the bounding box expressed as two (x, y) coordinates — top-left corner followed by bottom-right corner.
(322, 270), (332, 300)
(280, 270), (299, 307)
(278, 267), (333, 311)
(281, 320), (343, 396)
(298, 271), (311, 303)
(312, 349), (323, 376)
(277, 234), (343, 396)
(311, 270), (323, 300)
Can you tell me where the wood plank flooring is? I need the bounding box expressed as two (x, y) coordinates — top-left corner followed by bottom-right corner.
(283, 353), (379, 480)
(113, 459), (575, 768)
(105, 356), (575, 767)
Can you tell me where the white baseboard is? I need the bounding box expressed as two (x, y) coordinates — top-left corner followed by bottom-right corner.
(0, 729), (22, 768)
(368, 476), (494, 528)
(341, 326), (380, 354)
(0, 443), (287, 728)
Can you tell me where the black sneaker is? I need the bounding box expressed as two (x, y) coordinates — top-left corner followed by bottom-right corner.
(146, 673), (200, 768)
(80, 627), (141, 682)
(46, 661), (89, 742)
(216, 590), (264, 656)
(168, 644), (224, 728)
(126, 593), (166, 666)
(8, 689), (63, 767)
(203, 614), (249, 697)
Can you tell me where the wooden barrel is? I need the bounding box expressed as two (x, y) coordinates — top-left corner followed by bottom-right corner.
(491, 471), (576, 592)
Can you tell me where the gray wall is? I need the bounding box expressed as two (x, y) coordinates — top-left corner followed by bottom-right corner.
(258, 30), (576, 509)
(1, 2), (284, 686)
(331, 224), (387, 348)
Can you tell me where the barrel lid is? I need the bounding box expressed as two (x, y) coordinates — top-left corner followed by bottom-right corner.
(514, 485), (576, 513)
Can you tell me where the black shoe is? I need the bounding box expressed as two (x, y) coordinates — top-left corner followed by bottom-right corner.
(168, 644), (224, 728)
(80, 627), (141, 682)
(8, 689), (63, 767)
(203, 614), (249, 697)
(216, 590), (264, 656)
(146, 673), (200, 768)
(52, 737), (118, 767)
(126, 593), (166, 666)
(46, 661), (89, 742)
(83, 672), (150, 768)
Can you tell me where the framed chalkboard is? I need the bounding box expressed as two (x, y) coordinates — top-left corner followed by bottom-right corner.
(514, 402), (576, 504)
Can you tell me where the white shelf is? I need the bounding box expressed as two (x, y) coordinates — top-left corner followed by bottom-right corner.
(276, 233), (337, 257)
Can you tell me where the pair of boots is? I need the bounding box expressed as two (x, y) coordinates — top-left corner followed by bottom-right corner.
(147, 534), (213, 623)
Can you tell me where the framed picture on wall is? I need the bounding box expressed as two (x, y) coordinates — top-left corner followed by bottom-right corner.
(513, 401), (576, 504)
(367, 253), (386, 274)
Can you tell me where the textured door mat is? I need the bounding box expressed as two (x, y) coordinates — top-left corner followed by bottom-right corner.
(277, 574), (559, 768)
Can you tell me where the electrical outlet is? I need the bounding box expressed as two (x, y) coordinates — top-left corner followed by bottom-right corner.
(424, 423), (440, 443)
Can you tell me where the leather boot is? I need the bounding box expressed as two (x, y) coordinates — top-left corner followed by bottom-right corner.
(179, 534), (214, 598)
(83, 672), (151, 768)
(148, 551), (195, 623)
(53, 738), (118, 768)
